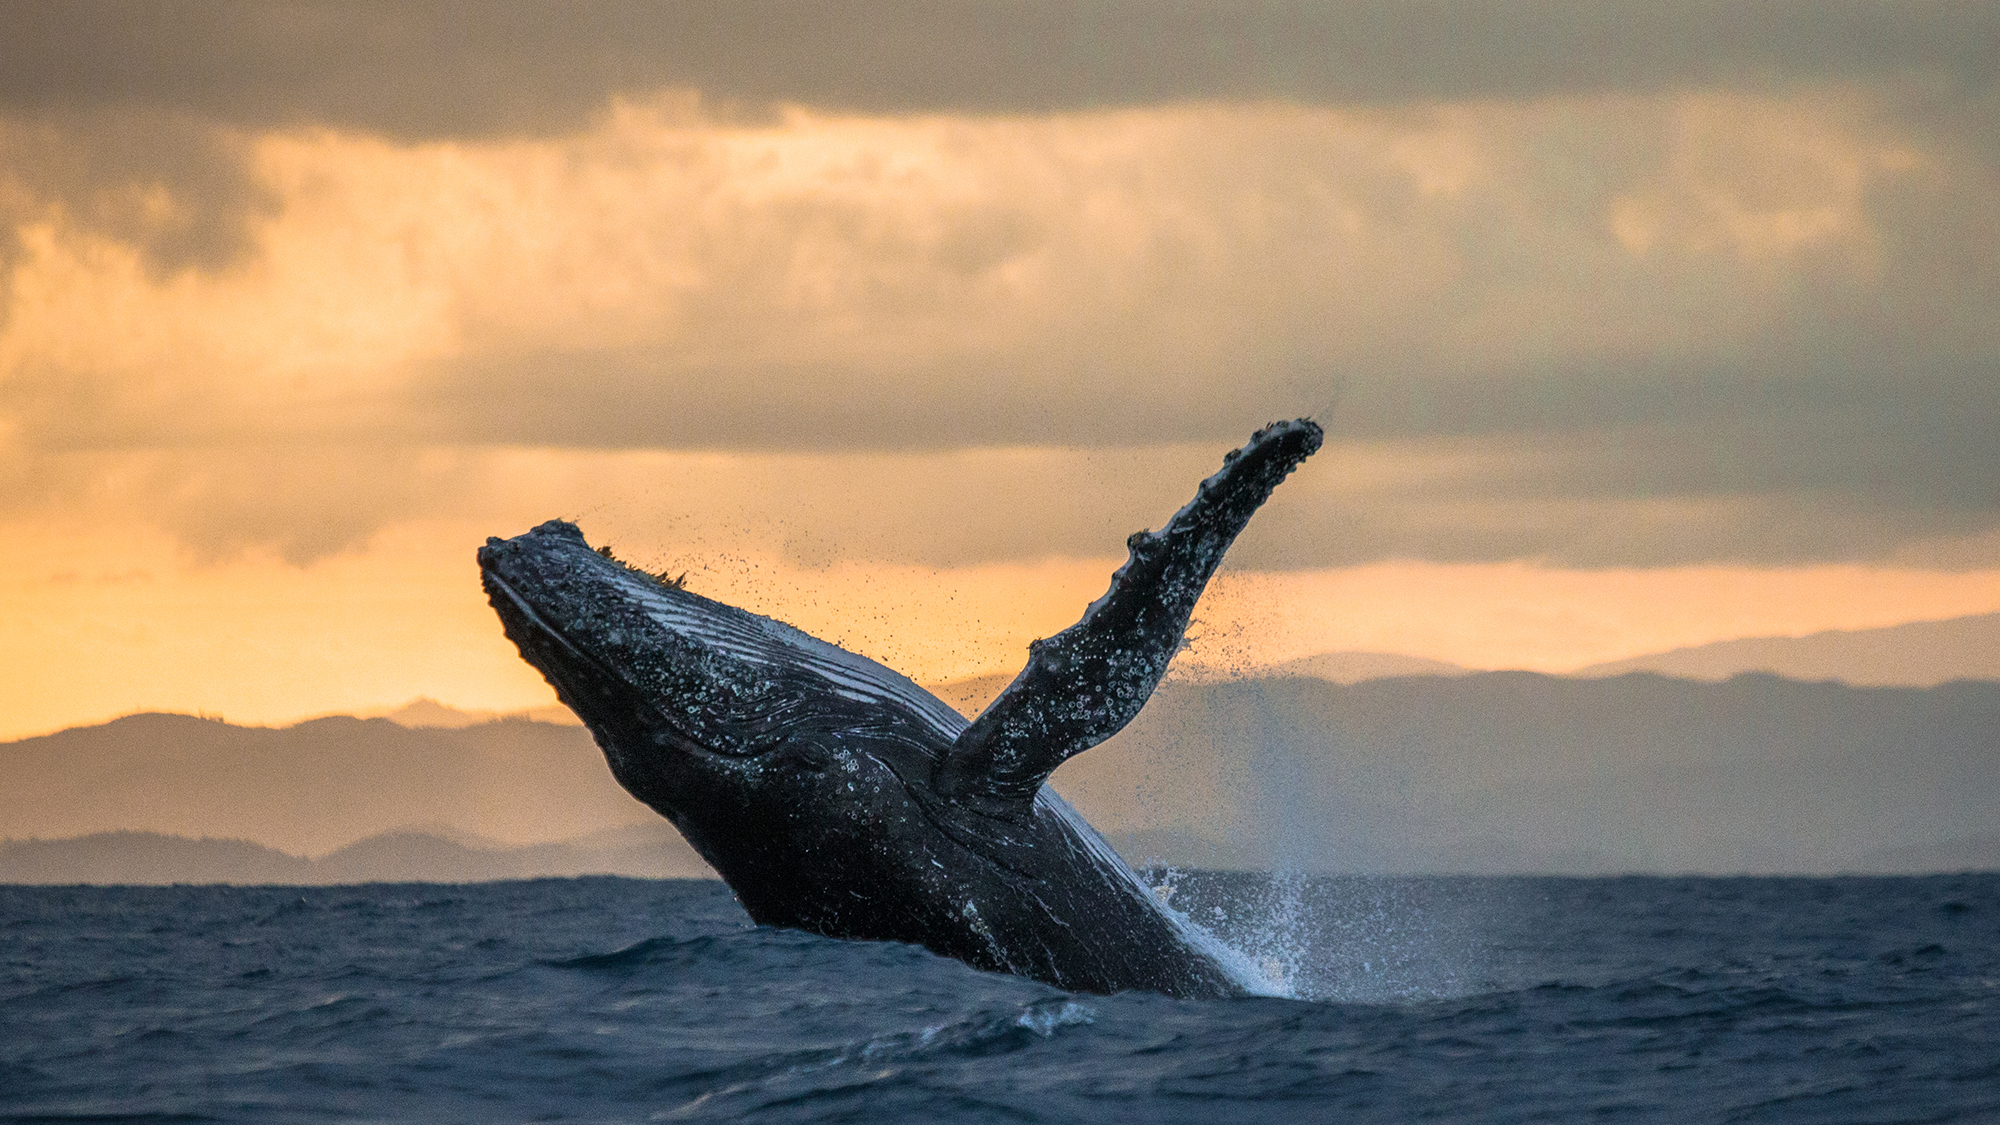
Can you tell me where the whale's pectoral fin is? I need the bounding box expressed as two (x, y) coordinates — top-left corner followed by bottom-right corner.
(937, 418), (1324, 818)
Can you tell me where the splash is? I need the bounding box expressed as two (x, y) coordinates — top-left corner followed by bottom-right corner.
(1145, 864), (1294, 998)
(1154, 870), (1497, 1003)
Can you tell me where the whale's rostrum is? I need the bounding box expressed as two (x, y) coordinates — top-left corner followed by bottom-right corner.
(478, 418), (1323, 998)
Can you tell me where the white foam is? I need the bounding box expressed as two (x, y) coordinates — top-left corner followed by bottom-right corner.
(1035, 787), (1289, 999)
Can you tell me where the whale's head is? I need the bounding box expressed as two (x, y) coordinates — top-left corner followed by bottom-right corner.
(477, 520), (967, 897)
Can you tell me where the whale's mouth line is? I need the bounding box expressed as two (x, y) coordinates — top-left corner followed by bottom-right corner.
(480, 569), (600, 672)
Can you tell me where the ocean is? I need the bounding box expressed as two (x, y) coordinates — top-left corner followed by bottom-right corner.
(3, 873), (1995, 1123)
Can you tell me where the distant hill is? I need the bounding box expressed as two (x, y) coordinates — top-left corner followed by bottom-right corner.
(7, 673), (1997, 879)
(363, 698), (582, 728)
(922, 652), (1475, 719)
(924, 672), (1016, 719)
(931, 615), (1999, 712)
(1573, 613), (2000, 687)
(1051, 672), (2000, 875)
(0, 713), (649, 856)
(1260, 651), (1474, 683)
(0, 823), (714, 885)
(0, 832), (315, 884)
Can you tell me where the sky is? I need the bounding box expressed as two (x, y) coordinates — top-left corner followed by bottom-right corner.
(3, 1), (1998, 741)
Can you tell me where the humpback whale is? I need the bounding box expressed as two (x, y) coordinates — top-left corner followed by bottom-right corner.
(479, 419), (1322, 998)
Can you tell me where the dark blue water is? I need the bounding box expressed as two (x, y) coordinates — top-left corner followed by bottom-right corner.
(3, 874), (1995, 1123)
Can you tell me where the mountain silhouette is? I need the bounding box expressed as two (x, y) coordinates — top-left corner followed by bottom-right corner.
(0, 713), (647, 856)
(0, 823), (712, 885)
(1573, 613), (2000, 686)
(6, 671), (1997, 880)
(1054, 672), (2000, 874)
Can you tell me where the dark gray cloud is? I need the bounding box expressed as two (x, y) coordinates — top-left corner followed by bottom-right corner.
(3, 1), (1995, 135)
(5, 0), (1993, 298)
(0, 109), (271, 296)
(0, 111), (267, 273)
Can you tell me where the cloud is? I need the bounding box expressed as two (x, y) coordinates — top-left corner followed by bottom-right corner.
(4, 1), (1996, 131)
(0, 110), (272, 305)
(3, 430), (1990, 575)
(3, 32), (1996, 568)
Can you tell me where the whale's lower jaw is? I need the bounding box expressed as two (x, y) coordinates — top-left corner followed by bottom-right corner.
(476, 421), (1320, 1000)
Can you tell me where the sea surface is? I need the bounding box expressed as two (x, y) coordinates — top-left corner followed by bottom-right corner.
(3, 873), (1996, 1123)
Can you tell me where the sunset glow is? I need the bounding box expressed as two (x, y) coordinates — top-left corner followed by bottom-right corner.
(5, 507), (1998, 742)
(4, 5), (1995, 741)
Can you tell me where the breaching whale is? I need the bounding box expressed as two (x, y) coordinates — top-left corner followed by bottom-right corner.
(478, 419), (1322, 998)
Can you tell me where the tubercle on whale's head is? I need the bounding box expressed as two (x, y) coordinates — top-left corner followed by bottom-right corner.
(477, 520), (774, 764)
